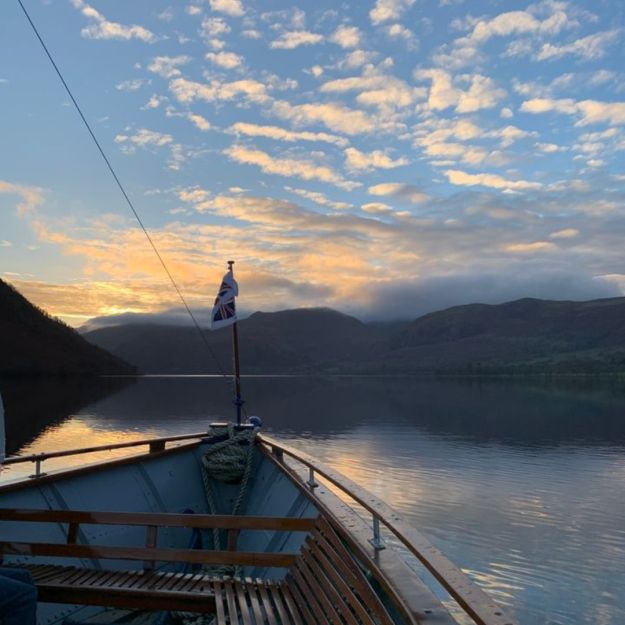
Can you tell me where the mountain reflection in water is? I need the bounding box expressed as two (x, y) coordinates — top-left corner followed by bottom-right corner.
(2, 375), (625, 625)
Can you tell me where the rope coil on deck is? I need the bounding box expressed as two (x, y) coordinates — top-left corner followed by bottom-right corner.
(174, 425), (257, 625)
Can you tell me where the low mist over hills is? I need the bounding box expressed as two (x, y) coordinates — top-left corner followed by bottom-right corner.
(0, 279), (134, 376)
(82, 297), (625, 374)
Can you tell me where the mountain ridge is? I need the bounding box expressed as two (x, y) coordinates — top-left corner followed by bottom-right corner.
(0, 279), (134, 376)
(81, 296), (625, 374)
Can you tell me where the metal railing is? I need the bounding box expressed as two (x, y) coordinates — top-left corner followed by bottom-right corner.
(2, 431), (210, 478)
(258, 434), (516, 625)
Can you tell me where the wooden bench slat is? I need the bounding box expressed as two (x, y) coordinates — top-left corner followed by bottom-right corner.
(315, 519), (395, 625)
(235, 579), (254, 625)
(224, 579), (239, 624)
(256, 577), (276, 623)
(285, 576), (315, 625)
(169, 571), (196, 592)
(305, 539), (376, 625)
(187, 572), (213, 594)
(0, 541), (297, 568)
(267, 580), (293, 625)
(296, 556), (344, 624)
(279, 581), (305, 625)
(0, 508), (316, 532)
(291, 566), (325, 623)
(245, 578), (266, 625)
(301, 547), (359, 625)
(214, 579), (227, 624)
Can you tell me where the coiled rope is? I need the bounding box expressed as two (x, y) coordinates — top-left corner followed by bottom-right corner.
(172, 426), (257, 625)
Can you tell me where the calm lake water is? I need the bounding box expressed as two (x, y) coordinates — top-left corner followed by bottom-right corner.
(2, 375), (625, 625)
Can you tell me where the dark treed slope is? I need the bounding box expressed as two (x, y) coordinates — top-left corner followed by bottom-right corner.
(82, 297), (625, 374)
(0, 279), (134, 375)
(83, 308), (385, 374)
(382, 297), (625, 373)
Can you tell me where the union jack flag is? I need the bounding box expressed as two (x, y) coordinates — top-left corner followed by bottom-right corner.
(211, 270), (238, 330)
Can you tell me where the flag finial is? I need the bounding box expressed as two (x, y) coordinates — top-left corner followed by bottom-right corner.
(227, 260), (235, 270)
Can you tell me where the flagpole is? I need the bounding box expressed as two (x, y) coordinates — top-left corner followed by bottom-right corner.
(228, 260), (243, 426)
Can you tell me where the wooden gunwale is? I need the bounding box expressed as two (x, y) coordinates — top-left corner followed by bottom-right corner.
(258, 434), (517, 625)
(0, 438), (204, 493)
(2, 431), (212, 465)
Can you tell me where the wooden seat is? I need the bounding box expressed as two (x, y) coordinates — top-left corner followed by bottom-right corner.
(284, 518), (394, 625)
(19, 565), (304, 622)
(0, 509), (396, 624)
(20, 564), (218, 613)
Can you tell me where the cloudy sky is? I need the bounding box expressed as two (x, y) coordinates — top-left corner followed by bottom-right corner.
(1, 0), (624, 325)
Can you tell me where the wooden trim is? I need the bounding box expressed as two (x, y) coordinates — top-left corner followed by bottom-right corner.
(2, 431), (213, 466)
(37, 585), (217, 613)
(0, 508), (317, 532)
(0, 541), (297, 568)
(0, 440), (203, 493)
(259, 435), (517, 625)
(263, 443), (457, 625)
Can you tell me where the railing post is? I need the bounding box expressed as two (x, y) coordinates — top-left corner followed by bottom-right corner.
(272, 446), (284, 462)
(29, 456), (46, 479)
(149, 440), (166, 453)
(369, 514), (386, 550)
(306, 467), (318, 489)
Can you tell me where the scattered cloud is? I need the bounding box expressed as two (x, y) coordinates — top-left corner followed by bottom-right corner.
(536, 30), (620, 61)
(321, 73), (420, 110)
(224, 145), (359, 190)
(186, 113), (211, 131)
(385, 23), (417, 48)
(272, 100), (378, 135)
(115, 78), (149, 91)
(71, 0), (156, 42)
(0, 181), (44, 216)
(284, 186), (352, 210)
(330, 25), (361, 49)
(229, 122), (349, 146)
(340, 50), (378, 69)
(361, 202), (392, 214)
(504, 241), (557, 253)
(370, 0), (416, 26)
(270, 31), (324, 50)
(147, 55), (191, 79)
(115, 128), (173, 148)
(415, 69), (506, 113)
(345, 147), (408, 171)
(368, 183), (427, 203)
(208, 0), (244, 17)
(521, 98), (625, 126)
(434, 3), (576, 69)
(169, 77), (269, 104)
(444, 169), (543, 191)
(206, 51), (244, 69)
(550, 228), (579, 239)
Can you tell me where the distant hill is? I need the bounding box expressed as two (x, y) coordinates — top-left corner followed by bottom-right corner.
(380, 297), (625, 373)
(0, 279), (134, 376)
(82, 308), (386, 374)
(82, 297), (625, 374)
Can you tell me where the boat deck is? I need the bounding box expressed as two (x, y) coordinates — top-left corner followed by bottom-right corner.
(7, 517), (394, 625)
(0, 429), (517, 625)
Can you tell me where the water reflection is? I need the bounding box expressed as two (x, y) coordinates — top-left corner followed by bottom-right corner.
(0, 376), (132, 455)
(2, 375), (625, 625)
(20, 375), (625, 447)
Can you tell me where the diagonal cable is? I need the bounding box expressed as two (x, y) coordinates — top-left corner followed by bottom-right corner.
(17, 0), (229, 378)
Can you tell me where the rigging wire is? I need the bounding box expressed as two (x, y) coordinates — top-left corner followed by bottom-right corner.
(17, 0), (230, 379)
